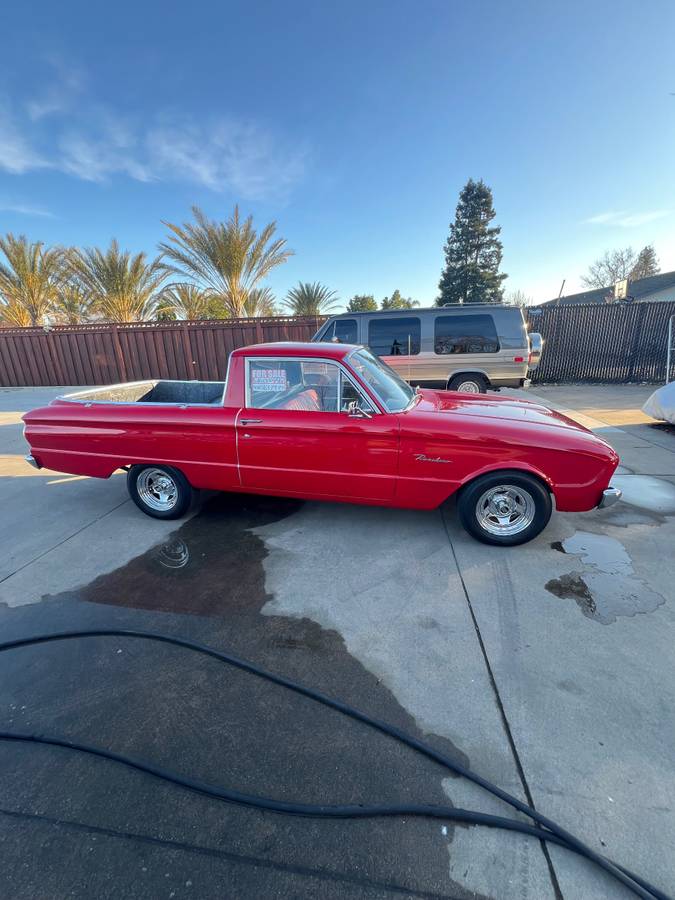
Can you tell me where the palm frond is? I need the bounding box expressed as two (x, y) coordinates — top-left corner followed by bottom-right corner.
(158, 283), (215, 320)
(158, 206), (293, 317)
(283, 281), (338, 316)
(0, 234), (66, 325)
(51, 282), (93, 324)
(68, 240), (166, 322)
(243, 286), (277, 317)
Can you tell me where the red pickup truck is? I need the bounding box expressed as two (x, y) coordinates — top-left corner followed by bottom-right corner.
(23, 341), (621, 545)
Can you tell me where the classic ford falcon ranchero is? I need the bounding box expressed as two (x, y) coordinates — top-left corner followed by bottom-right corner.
(23, 342), (621, 546)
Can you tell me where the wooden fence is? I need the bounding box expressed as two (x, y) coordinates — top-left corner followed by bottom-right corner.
(0, 316), (326, 387)
(526, 300), (675, 384)
(1, 302), (674, 387)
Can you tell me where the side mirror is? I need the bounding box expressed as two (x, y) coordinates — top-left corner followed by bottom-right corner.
(347, 400), (373, 419)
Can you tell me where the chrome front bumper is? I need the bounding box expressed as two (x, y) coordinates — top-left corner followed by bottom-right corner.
(25, 454), (41, 470)
(598, 486), (622, 508)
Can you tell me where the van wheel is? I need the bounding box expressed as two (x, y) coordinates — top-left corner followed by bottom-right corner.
(448, 373), (487, 394)
(457, 471), (552, 546)
(127, 465), (193, 519)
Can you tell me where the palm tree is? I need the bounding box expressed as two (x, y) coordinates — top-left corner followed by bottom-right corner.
(158, 206), (293, 317)
(243, 286), (277, 317)
(68, 240), (166, 322)
(157, 283), (214, 321)
(0, 234), (64, 326)
(0, 298), (33, 327)
(283, 281), (338, 316)
(51, 282), (93, 324)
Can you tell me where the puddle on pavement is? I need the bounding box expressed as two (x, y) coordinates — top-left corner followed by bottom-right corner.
(30, 492), (477, 897)
(559, 531), (633, 575)
(546, 531), (665, 624)
(69, 493), (303, 615)
(610, 474), (675, 515)
(545, 573), (597, 617)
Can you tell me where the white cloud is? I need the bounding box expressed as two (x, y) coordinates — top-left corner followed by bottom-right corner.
(613, 210), (671, 227)
(584, 210), (626, 224)
(26, 57), (85, 121)
(0, 201), (54, 217)
(584, 209), (671, 227)
(58, 112), (154, 183)
(0, 107), (50, 174)
(146, 118), (308, 200)
(0, 67), (307, 201)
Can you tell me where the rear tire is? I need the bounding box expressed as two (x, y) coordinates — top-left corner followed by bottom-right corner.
(127, 464), (193, 520)
(457, 471), (552, 546)
(447, 373), (488, 394)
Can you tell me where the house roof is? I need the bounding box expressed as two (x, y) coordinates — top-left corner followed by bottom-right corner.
(541, 270), (675, 306)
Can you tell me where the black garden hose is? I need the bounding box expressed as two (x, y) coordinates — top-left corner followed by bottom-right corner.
(0, 630), (669, 900)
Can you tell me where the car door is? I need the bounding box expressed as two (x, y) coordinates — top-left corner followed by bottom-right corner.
(236, 356), (399, 501)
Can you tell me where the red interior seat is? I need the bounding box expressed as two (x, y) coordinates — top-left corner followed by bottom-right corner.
(280, 389), (321, 411)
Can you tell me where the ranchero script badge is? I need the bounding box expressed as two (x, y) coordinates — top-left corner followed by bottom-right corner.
(415, 454), (451, 464)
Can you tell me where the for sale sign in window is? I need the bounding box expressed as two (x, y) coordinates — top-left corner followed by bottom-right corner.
(251, 367), (287, 392)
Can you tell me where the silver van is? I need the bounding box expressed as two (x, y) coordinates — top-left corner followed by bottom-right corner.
(312, 304), (543, 393)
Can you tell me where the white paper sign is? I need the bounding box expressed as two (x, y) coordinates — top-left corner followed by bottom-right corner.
(252, 368), (287, 392)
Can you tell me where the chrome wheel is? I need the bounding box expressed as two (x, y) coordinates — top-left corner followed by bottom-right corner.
(136, 468), (178, 512)
(456, 380), (481, 393)
(476, 484), (536, 536)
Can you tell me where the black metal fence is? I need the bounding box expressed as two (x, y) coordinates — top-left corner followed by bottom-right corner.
(526, 300), (675, 384)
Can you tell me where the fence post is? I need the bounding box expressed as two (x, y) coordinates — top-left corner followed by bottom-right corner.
(626, 304), (646, 383)
(110, 325), (128, 382)
(180, 325), (195, 379)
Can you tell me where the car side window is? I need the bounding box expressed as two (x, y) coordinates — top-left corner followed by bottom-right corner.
(320, 319), (358, 343)
(434, 314), (500, 354)
(340, 376), (374, 413)
(248, 359), (340, 412)
(368, 317), (421, 356)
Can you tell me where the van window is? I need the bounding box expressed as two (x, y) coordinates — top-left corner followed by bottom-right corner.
(368, 317), (421, 356)
(434, 314), (499, 354)
(320, 318), (358, 343)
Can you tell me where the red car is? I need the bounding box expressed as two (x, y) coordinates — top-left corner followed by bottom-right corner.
(23, 341), (621, 545)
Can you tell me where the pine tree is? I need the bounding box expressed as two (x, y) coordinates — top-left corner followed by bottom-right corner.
(583, 244), (660, 288)
(630, 245), (660, 281)
(437, 179), (507, 305)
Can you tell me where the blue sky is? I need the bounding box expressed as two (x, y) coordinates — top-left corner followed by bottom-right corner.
(1, 0), (674, 309)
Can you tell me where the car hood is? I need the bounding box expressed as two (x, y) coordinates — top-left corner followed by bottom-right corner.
(414, 389), (593, 433)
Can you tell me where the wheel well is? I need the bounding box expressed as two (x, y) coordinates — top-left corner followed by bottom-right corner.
(447, 372), (489, 389)
(124, 462), (193, 486)
(457, 467), (553, 498)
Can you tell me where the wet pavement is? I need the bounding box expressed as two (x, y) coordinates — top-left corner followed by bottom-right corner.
(1, 383), (674, 898)
(0, 495), (482, 900)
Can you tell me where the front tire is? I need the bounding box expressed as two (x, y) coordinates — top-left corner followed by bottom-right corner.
(127, 465), (193, 520)
(457, 471), (552, 546)
(447, 373), (487, 394)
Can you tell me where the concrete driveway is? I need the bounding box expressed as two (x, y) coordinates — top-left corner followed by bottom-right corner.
(0, 383), (673, 899)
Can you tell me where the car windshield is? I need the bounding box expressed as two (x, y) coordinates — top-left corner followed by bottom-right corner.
(349, 348), (415, 413)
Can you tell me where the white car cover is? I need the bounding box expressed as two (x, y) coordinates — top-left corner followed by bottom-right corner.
(643, 381), (675, 424)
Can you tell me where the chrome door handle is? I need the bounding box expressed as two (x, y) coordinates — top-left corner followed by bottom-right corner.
(240, 418), (263, 425)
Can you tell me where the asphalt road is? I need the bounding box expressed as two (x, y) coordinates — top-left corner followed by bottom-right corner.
(0, 383), (674, 899)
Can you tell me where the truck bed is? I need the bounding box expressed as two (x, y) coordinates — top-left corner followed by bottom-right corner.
(62, 380), (225, 406)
